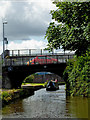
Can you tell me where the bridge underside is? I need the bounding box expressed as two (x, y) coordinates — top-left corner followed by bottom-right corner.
(2, 63), (66, 88)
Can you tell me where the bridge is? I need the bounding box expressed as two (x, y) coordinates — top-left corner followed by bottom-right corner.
(2, 49), (74, 88)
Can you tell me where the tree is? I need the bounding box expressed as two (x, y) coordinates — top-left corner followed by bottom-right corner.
(45, 2), (90, 56)
(23, 75), (34, 83)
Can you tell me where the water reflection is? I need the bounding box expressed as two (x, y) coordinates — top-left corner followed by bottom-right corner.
(66, 96), (88, 118)
(2, 85), (89, 118)
(22, 87), (66, 118)
(2, 100), (24, 115)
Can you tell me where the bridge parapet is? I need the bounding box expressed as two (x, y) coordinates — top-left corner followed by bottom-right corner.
(3, 54), (74, 66)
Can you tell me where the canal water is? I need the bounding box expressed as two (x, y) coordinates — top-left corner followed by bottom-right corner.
(2, 85), (88, 119)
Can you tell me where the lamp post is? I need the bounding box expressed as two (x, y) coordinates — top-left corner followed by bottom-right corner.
(3, 21), (7, 60)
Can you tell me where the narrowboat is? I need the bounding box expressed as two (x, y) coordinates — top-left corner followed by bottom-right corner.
(46, 80), (59, 91)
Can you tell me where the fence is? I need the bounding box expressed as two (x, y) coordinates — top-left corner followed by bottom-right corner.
(8, 49), (54, 56)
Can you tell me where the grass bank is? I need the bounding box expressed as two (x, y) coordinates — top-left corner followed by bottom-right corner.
(1, 82), (64, 107)
(1, 89), (34, 107)
(1, 83), (45, 107)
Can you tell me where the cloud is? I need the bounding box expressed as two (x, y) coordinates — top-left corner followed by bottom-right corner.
(8, 39), (47, 50)
(0, 1), (11, 40)
(0, 1), (11, 18)
(0, 0), (57, 55)
(0, 0), (56, 41)
(0, 39), (48, 54)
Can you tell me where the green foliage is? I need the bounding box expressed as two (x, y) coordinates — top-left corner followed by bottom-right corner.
(1, 89), (33, 107)
(23, 75), (34, 83)
(63, 51), (90, 97)
(45, 2), (90, 56)
(0, 56), (2, 79)
(1, 91), (13, 105)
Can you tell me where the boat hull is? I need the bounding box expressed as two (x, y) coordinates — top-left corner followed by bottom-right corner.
(46, 86), (59, 91)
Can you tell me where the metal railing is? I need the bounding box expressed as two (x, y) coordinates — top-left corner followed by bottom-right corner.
(4, 49), (74, 56)
(8, 49), (54, 56)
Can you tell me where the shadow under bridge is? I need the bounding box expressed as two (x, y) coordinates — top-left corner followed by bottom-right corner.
(2, 63), (66, 88)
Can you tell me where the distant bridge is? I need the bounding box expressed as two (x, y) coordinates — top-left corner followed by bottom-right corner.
(2, 49), (74, 88)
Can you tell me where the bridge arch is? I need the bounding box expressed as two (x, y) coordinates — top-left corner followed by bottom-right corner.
(24, 71), (64, 84)
(2, 63), (66, 88)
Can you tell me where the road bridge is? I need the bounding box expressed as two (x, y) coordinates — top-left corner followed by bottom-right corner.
(2, 49), (74, 88)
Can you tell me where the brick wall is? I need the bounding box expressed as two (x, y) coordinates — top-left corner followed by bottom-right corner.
(33, 74), (64, 83)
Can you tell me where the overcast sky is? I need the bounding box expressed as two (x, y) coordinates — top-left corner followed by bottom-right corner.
(0, 0), (57, 54)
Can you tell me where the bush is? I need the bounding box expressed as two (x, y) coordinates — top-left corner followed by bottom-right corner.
(63, 50), (90, 97)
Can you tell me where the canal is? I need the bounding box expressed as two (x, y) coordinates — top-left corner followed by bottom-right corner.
(2, 85), (88, 119)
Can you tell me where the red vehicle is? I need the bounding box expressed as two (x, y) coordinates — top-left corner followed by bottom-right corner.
(27, 55), (58, 65)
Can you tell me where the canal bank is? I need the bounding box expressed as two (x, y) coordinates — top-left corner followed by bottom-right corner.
(2, 85), (89, 119)
(1, 82), (65, 107)
(1, 84), (44, 107)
